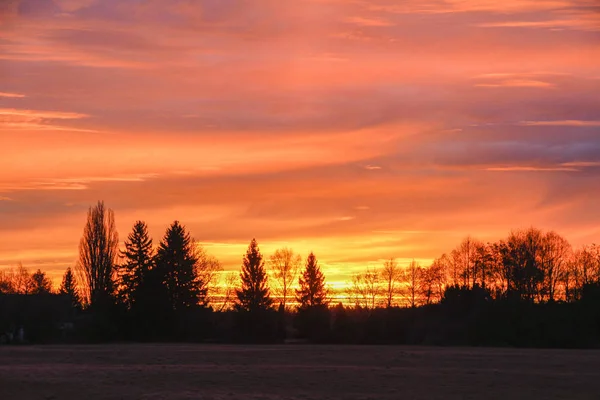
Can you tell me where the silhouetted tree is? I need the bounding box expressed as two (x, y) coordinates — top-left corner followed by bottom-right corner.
(59, 267), (80, 309)
(539, 231), (571, 302)
(76, 201), (119, 307)
(498, 228), (544, 301)
(118, 221), (154, 309)
(0, 269), (14, 294)
(195, 247), (222, 305)
(296, 252), (328, 309)
(402, 260), (422, 308)
(350, 267), (381, 309)
(235, 238), (272, 312)
(30, 269), (52, 294)
(270, 247), (302, 309)
(14, 264), (34, 294)
(381, 258), (401, 308)
(155, 221), (204, 310)
(217, 272), (239, 311)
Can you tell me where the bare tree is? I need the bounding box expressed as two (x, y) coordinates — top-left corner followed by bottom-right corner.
(539, 231), (571, 302)
(14, 263), (34, 294)
(349, 266), (381, 309)
(217, 272), (239, 311)
(420, 259), (447, 305)
(195, 244), (223, 306)
(380, 258), (401, 307)
(401, 260), (422, 308)
(0, 268), (15, 294)
(76, 201), (119, 307)
(269, 247), (302, 309)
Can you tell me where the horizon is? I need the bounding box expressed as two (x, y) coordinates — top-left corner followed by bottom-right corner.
(1, 0), (599, 289)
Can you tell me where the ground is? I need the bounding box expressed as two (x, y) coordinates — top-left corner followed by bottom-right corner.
(1, 344), (598, 399)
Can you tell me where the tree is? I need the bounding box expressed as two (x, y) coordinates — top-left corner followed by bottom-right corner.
(14, 263), (34, 294)
(31, 269), (52, 294)
(296, 252), (328, 309)
(235, 238), (272, 312)
(270, 247), (302, 309)
(452, 236), (483, 288)
(381, 258), (401, 307)
(59, 267), (81, 308)
(419, 262), (447, 305)
(0, 268), (14, 294)
(118, 221), (154, 309)
(76, 201), (119, 307)
(539, 231), (571, 302)
(349, 266), (381, 309)
(402, 260), (422, 308)
(498, 228), (544, 301)
(195, 247), (223, 306)
(217, 272), (239, 311)
(155, 221), (204, 310)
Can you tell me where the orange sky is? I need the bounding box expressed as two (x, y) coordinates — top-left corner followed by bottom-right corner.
(1, 0), (599, 289)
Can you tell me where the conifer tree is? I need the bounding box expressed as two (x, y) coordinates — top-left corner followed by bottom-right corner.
(155, 221), (202, 310)
(119, 221), (154, 308)
(60, 267), (81, 308)
(296, 252), (328, 309)
(235, 238), (272, 312)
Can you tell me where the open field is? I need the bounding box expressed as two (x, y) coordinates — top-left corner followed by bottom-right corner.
(1, 344), (599, 399)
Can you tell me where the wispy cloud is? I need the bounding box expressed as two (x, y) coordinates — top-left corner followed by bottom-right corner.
(485, 166), (578, 172)
(0, 109), (88, 119)
(0, 108), (96, 133)
(344, 16), (394, 27)
(519, 120), (600, 127)
(476, 79), (555, 88)
(0, 92), (25, 98)
(365, 165), (382, 170)
(476, 14), (600, 31)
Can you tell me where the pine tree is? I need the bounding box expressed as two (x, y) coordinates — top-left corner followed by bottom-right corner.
(155, 221), (202, 310)
(296, 252), (328, 309)
(31, 269), (52, 294)
(119, 221), (154, 309)
(60, 267), (81, 308)
(235, 238), (272, 312)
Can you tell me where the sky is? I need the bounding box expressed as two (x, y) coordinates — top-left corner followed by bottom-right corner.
(1, 0), (599, 289)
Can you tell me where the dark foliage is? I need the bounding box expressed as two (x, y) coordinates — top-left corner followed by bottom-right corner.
(296, 252), (328, 309)
(235, 239), (272, 312)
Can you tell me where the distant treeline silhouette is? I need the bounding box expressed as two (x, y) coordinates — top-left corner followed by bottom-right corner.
(1, 200), (600, 347)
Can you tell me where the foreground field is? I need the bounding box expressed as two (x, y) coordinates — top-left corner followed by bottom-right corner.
(1, 344), (598, 399)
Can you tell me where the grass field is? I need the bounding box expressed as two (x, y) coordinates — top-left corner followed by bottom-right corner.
(1, 344), (598, 399)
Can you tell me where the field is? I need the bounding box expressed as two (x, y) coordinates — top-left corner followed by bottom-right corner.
(1, 344), (598, 399)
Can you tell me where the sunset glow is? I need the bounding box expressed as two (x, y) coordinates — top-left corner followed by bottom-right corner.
(1, 0), (599, 290)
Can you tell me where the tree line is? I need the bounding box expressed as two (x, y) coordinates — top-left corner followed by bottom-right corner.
(348, 229), (600, 308)
(1, 201), (600, 347)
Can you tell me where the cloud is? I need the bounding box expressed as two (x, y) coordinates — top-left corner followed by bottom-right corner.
(365, 165), (382, 170)
(519, 120), (600, 127)
(485, 166), (578, 172)
(0, 108), (97, 133)
(344, 16), (394, 27)
(0, 92), (25, 98)
(0, 108), (88, 119)
(476, 79), (555, 88)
